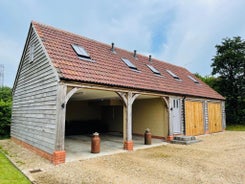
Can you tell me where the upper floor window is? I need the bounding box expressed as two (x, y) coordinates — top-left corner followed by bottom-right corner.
(30, 44), (35, 62)
(121, 58), (138, 70)
(188, 75), (199, 84)
(146, 64), (161, 75)
(166, 69), (181, 80)
(71, 44), (91, 60)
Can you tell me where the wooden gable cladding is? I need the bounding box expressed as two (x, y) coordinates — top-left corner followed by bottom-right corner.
(185, 100), (204, 136)
(208, 102), (222, 133)
(11, 25), (59, 154)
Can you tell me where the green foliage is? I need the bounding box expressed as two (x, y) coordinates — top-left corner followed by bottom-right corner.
(0, 87), (12, 102)
(0, 87), (12, 138)
(226, 125), (245, 131)
(0, 151), (31, 184)
(212, 36), (245, 125)
(194, 73), (221, 92)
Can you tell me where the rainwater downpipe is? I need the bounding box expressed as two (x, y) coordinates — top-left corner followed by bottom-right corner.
(182, 96), (186, 135)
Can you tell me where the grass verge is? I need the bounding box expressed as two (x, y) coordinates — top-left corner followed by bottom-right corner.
(0, 150), (31, 184)
(226, 124), (245, 131)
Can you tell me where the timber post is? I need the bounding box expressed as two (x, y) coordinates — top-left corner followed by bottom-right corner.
(117, 92), (140, 150)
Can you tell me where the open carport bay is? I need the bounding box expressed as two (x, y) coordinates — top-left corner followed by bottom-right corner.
(64, 88), (169, 160)
(65, 88), (124, 136)
(65, 88), (168, 138)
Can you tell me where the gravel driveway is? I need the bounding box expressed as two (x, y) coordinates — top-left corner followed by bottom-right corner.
(0, 131), (244, 184)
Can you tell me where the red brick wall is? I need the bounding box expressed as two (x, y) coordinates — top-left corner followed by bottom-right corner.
(11, 137), (65, 165)
(124, 141), (133, 150)
(53, 151), (66, 165)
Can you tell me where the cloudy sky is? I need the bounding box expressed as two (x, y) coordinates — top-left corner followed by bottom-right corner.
(1, 0), (245, 87)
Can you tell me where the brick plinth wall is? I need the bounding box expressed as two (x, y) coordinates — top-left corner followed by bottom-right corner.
(166, 135), (174, 141)
(53, 151), (66, 165)
(11, 137), (65, 165)
(124, 141), (133, 151)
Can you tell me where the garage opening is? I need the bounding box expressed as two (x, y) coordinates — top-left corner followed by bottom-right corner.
(64, 88), (124, 161)
(65, 88), (123, 136)
(132, 95), (169, 139)
(65, 97), (123, 136)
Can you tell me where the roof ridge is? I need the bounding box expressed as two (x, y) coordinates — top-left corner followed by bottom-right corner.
(32, 21), (117, 51)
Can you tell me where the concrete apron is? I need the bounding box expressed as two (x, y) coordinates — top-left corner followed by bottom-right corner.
(65, 133), (168, 162)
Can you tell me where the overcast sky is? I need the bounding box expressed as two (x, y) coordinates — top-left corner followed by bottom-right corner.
(1, 0), (245, 87)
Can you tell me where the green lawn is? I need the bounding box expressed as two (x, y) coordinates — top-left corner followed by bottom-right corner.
(226, 124), (245, 131)
(0, 151), (31, 184)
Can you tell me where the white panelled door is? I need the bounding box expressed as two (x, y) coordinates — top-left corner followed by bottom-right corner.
(171, 98), (181, 134)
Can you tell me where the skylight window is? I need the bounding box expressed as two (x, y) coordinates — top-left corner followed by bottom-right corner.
(188, 75), (199, 84)
(121, 58), (137, 70)
(71, 44), (90, 59)
(146, 64), (161, 75)
(166, 69), (180, 80)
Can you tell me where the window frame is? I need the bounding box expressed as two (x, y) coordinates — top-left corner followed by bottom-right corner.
(71, 44), (91, 60)
(166, 69), (181, 80)
(121, 58), (138, 70)
(146, 64), (161, 75)
(188, 75), (199, 84)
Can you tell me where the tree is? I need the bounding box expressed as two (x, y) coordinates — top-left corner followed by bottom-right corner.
(0, 87), (12, 102)
(0, 87), (12, 138)
(211, 36), (245, 125)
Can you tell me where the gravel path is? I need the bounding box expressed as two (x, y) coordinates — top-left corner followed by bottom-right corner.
(0, 131), (245, 184)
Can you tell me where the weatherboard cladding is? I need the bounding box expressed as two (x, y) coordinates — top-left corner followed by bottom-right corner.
(11, 27), (58, 154)
(32, 21), (224, 100)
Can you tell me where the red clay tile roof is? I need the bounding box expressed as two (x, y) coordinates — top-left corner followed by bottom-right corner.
(32, 21), (224, 100)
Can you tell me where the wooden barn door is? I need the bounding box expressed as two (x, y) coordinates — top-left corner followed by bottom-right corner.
(185, 101), (204, 136)
(208, 102), (222, 133)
